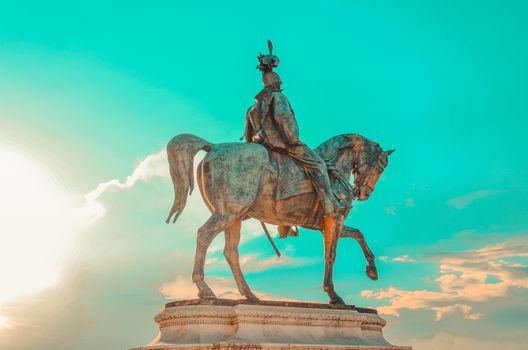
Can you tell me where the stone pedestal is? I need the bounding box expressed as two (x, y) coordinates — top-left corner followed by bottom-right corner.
(130, 299), (412, 350)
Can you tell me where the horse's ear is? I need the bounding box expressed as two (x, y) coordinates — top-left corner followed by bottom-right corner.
(385, 149), (395, 156)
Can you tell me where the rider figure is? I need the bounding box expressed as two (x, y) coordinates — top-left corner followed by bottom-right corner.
(244, 41), (340, 239)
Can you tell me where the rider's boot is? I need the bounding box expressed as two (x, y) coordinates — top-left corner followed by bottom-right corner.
(277, 225), (298, 238)
(278, 225), (290, 238)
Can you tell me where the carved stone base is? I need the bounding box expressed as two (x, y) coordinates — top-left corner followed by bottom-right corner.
(130, 299), (412, 350)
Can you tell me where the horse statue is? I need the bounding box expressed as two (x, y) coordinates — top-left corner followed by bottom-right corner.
(165, 133), (394, 305)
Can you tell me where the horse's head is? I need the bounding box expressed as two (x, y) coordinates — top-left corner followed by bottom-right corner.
(316, 134), (394, 202)
(351, 140), (394, 201)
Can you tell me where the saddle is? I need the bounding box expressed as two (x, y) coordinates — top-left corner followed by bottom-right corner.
(270, 151), (315, 200)
(269, 150), (353, 204)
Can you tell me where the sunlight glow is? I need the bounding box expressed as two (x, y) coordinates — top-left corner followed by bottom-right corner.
(0, 315), (10, 330)
(0, 146), (78, 321)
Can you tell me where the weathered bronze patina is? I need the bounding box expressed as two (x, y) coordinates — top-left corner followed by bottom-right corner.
(165, 41), (394, 305)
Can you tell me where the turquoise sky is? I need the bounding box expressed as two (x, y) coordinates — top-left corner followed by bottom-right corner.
(0, 1), (527, 349)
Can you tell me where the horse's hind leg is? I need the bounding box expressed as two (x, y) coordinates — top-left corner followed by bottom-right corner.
(193, 212), (233, 299)
(341, 226), (378, 281)
(224, 218), (259, 303)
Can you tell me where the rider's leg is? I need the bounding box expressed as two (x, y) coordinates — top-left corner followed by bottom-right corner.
(286, 144), (339, 216)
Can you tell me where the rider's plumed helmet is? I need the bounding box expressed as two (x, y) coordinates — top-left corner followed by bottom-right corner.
(258, 40), (281, 87)
(257, 40), (280, 72)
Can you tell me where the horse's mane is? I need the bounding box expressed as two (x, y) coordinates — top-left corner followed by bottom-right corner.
(315, 133), (381, 162)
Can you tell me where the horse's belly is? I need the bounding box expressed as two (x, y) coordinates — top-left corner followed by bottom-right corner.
(248, 179), (319, 228)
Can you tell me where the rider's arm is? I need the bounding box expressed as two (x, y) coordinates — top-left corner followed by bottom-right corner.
(271, 93), (300, 147)
(243, 106), (254, 142)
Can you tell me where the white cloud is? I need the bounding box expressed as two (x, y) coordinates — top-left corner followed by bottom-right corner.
(430, 304), (482, 321)
(240, 254), (310, 273)
(84, 149), (168, 216)
(385, 206), (397, 216)
(406, 331), (527, 350)
(378, 255), (416, 263)
(447, 190), (499, 209)
(404, 197), (415, 208)
(159, 275), (297, 301)
(362, 237), (528, 320)
(391, 255), (417, 263)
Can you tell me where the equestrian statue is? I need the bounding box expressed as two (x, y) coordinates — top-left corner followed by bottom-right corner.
(165, 41), (394, 305)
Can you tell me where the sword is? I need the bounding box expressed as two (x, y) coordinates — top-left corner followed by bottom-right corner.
(260, 221), (281, 258)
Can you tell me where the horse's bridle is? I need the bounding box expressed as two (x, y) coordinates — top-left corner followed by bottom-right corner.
(351, 151), (381, 199)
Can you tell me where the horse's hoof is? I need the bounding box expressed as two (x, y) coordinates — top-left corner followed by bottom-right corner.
(366, 265), (378, 281)
(330, 295), (346, 305)
(245, 293), (260, 303)
(198, 288), (217, 299)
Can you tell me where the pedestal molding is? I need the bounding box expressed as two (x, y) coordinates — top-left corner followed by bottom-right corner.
(131, 300), (412, 350)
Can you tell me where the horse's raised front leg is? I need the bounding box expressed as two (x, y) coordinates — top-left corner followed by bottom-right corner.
(322, 214), (345, 305)
(224, 218), (259, 303)
(193, 212), (233, 299)
(340, 226), (378, 281)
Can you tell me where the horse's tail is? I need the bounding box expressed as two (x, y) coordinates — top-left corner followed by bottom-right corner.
(165, 134), (212, 224)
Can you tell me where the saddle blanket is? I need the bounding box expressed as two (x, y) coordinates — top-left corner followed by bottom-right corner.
(270, 151), (314, 200)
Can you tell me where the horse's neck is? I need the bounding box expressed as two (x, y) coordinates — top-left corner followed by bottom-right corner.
(335, 149), (355, 182)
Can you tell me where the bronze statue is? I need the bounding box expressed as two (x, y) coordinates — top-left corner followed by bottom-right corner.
(165, 42), (394, 305)
(244, 40), (342, 240)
